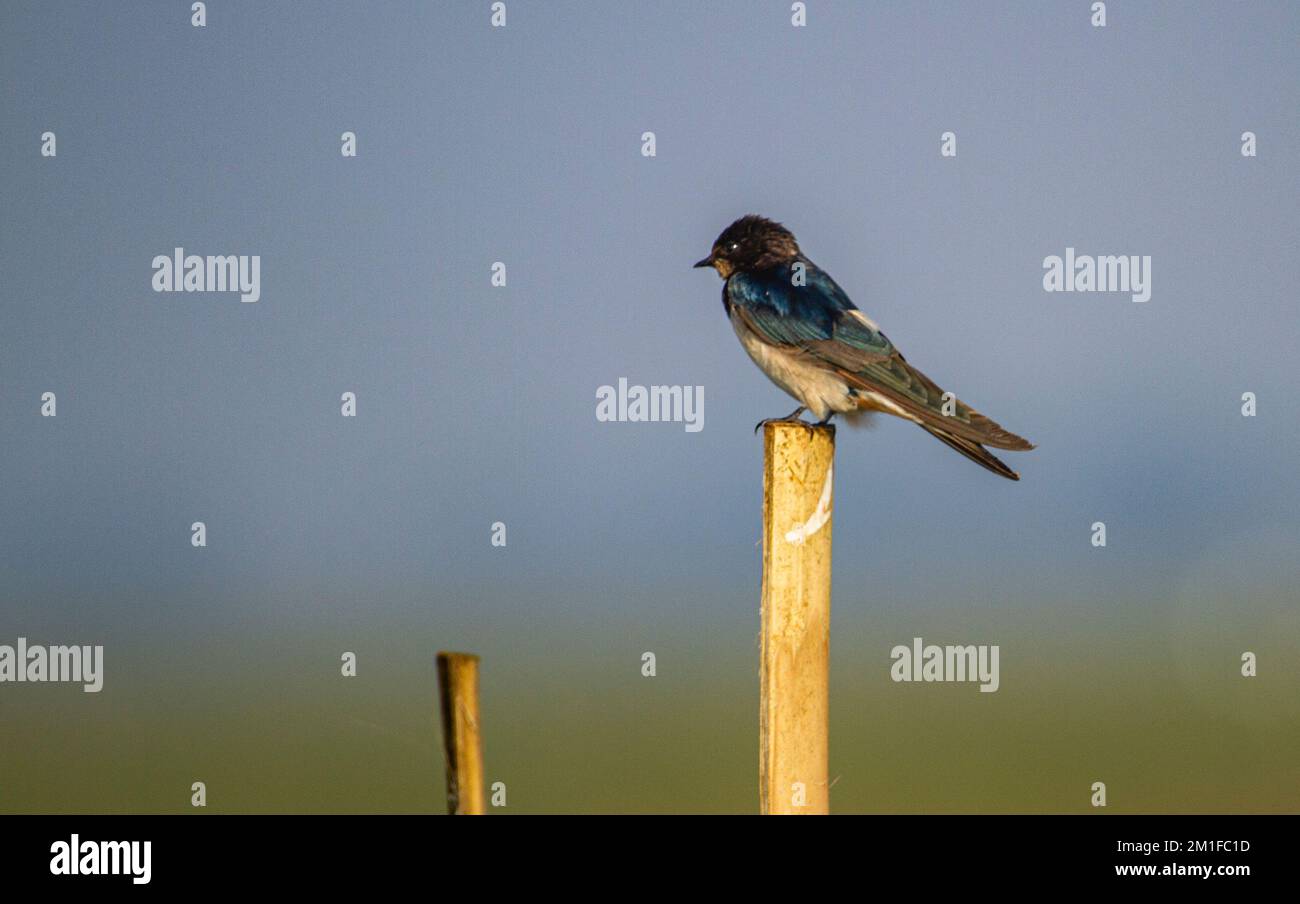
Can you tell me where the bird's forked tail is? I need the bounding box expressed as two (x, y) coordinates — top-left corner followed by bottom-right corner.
(916, 422), (1021, 480)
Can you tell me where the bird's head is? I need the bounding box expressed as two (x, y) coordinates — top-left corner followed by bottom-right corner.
(694, 215), (800, 278)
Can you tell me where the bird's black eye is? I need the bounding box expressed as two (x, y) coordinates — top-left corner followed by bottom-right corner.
(728, 242), (740, 252)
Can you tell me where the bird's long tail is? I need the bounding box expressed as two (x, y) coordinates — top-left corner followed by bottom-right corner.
(917, 423), (1020, 481)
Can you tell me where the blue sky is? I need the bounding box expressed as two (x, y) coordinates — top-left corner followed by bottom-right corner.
(2, 0), (1297, 633)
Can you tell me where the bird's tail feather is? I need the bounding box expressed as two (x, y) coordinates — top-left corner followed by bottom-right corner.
(918, 423), (1020, 481)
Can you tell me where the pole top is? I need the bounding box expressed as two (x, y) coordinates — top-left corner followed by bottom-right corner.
(436, 651), (481, 663)
(762, 421), (835, 439)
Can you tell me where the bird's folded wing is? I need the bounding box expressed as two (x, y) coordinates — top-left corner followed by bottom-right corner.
(833, 352), (1034, 451)
(728, 270), (1032, 451)
(728, 266), (892, 355)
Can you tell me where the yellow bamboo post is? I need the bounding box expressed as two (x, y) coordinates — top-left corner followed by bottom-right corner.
(436, 651), (485, 815)
(760, 422), (834, 815)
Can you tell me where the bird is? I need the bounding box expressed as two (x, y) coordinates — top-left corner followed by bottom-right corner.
(695, 214), (1035, 480)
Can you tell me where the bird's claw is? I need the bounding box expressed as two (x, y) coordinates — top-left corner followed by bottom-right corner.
(753, 407), (809, 434)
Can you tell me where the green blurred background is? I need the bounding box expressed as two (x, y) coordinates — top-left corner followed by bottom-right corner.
(6, 577), (1296, 813)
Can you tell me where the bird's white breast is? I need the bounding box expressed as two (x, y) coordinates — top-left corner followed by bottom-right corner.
(730, 309), (858, 421)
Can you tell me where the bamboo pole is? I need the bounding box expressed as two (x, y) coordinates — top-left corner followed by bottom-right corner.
(436, 651), (485, 815)
(759, 422), (834, 815)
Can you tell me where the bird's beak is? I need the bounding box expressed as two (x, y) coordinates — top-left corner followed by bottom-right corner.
(693, 255), (714, 269)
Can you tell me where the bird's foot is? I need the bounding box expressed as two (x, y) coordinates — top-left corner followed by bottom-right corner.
(754, 407), (808, 434)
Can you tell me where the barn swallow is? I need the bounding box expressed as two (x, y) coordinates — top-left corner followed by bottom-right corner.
(695, 215), (1034, 479)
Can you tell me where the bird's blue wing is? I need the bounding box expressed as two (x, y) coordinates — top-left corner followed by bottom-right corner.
(726, 263), (1033, 451)
(726, 263), (894, 360)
